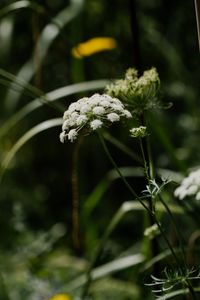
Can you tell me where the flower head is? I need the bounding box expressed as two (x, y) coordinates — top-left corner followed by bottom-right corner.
(106, 67), (160, 115)
(60, 93), (132, 143)
(130, 126), (147, 138)
(174, 168), (200, 201)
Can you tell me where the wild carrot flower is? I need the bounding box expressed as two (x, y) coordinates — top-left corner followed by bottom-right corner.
(106, 67), (160, 115)
(174, 168), (200, 200)
(60, 93), (132, 143)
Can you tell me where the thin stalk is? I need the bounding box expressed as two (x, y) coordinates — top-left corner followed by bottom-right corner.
(139, 137), (150, 182)
(158, 195), (186, 266)
(153, 217), (181, 268)
(146, 133), (154, 179)
(98, 132), (150, 213)
(81, 207), (125, 299)
(71, 136), (83, 254)
(97, 132), (197, 299)
(154, 202), (197, 299)
(103, 131), (142, 163)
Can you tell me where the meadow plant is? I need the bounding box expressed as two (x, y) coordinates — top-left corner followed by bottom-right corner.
(60, 68), (200, 300)
(0, 1), (200, 300)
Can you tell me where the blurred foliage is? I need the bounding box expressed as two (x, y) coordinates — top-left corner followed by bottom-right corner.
(0, 0), (200, 299)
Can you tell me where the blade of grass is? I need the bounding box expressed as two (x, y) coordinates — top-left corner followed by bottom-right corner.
(0, 17), (14, 57)
(0, 68), (64, 112)
(194, 0), (200, 50)
(65, 254), (145, 292)
(0, 0), (44, 18)
(84, 167), (144, 219)
(103, 131), (142, 163)
(156, 288), (200, 300)
(0, 79), (109, 139)
(4, 0), (84, 111)
(0, 118), (63, 176)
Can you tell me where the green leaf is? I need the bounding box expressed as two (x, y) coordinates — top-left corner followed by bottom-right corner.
(1, 118), (63, 175)
(0, 79), (109, 139)
(0, 0), (44, 18)
(83, 167), (144, 219)
(65, 254), (145, 292)
(4, 0), (84, 111)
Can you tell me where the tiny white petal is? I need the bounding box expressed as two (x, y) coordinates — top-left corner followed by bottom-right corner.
(196, 191), (200, 201)
(93, 106), (105, 115)
(101, 100), (111, 107)
(123, 110), (132, 118)
(107, 112), (120, 122)
(60, 131), (67, 143)
(187, 185), (198, 195)
(62, 120), (70, 131)
(63, 111), (69, 120)
(68, 102), (80, 112)
(112, 104), (124, 112)
(76, 115), (88, 126)
(80, 104), (91, 114)
(68, 129), (78, 142)
(90, 119), (103, 130)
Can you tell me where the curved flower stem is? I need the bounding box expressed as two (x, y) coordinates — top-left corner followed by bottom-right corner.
(81, 132), (197, 300)
(158, 195), (186, 265)
(71, 135), (83, 254)
(98, 131), (150, 212)
(139, 138), (150, 182)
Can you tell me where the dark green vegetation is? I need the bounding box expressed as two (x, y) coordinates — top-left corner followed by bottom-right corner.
(0, 0), (200, 299)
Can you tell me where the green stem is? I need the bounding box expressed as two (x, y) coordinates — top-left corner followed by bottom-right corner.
(153, 217), (180, 266)
(81, 207), (125, 299)
(98, 132), (150, 212)
(139, 138), (150, 182)
(158, 195), (186, 266)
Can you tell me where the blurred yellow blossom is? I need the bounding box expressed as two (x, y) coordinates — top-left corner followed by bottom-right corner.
(48, 294), (71, 300)
(72, 37), (117, 58)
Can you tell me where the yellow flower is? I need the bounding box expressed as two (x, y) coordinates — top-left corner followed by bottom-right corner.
(72, 37), (117, 58)
(48, 294), (71, 300)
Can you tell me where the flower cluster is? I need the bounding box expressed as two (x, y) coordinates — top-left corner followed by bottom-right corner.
(130, 126), (147, 138)
(174, 168), (200, 200)
(60, 93), (132, 143)
(106, 67), (160, 115)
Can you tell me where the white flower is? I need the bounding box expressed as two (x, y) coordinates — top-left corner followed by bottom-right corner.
(90, 119), (103, 130)
(130, 126), (147, 138)
(101, 100), (110, 107)
(68, 102), (80, 112)
(68, 129), (78, 142)
(174, 168), (200, 201)
(76, 115), (88, 126)
(89, 94), (101, 106)
(60, 131), (67, 143)
(93, 106), (105, 115)
(112, 104), (124, 112)
(59, 93), (132, 143)
(62, 120), (70, 131)
(123, 110), (132, 118)
(107, 112), (120, 122)
(80, 104), (91, 114)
